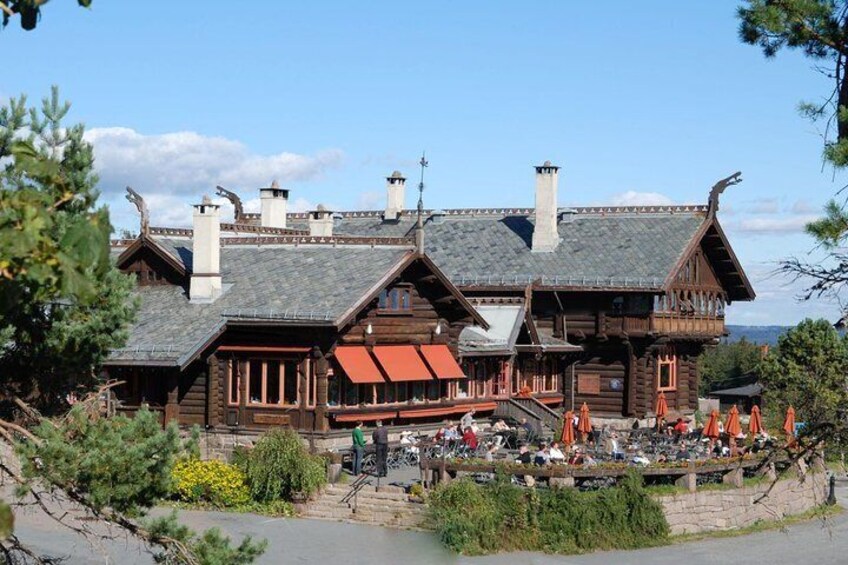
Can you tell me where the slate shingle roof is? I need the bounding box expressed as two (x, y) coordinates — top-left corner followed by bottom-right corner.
(301, 208), (708, 289)
(108, 241), (413, 366)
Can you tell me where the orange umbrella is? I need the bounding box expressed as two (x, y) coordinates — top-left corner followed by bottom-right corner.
(725, 405), (742, 438)
(748, 405), (763, 436)
(783, 406), (796, 437)
(703, 409), (721, 439)
(560, 410), (575, 446)
(655, 392), (668, 430)
(577, 402), (592, 442)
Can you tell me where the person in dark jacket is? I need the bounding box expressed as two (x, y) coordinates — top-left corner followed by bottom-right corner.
(372, 420), (389, 477)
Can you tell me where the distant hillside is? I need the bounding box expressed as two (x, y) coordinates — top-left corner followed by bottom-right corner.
(724, 325), (789, 346)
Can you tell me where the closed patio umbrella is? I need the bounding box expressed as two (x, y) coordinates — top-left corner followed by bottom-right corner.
(703, 409), (721, 439)
(561, 410), (575, 446)
(725, 405), (742, 437)
(748, 405), (763, 436)
(725, 405), (742, 455)
(655, 391), (668, 431)
(783, 406), (796, 445)
(577, 402), (592, 443)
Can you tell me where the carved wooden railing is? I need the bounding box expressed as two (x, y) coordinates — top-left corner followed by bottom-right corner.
(650, 313), (724, 336)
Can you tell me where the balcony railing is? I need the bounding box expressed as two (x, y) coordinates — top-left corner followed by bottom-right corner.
(650, 313), (724, 336)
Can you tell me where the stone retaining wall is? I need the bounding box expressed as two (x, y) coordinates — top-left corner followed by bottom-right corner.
(656, 471), (827, 535)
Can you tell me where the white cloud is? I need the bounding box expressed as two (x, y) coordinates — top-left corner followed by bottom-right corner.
(86, 127), (344, 197)
(356, 191), (383, 210)
(791, 200), (817, 215)
(606, 191), (674, 206)
(744, 198), (779, 214)
(87, 126), (344, 229)
(733, 215), (819, 234)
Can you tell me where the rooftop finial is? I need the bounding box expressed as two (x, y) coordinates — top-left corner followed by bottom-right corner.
(125, 186), (150, 237)
(707, 171), (742, 216)
(415, 152), (428, 254)
(216, 185), (244, 222)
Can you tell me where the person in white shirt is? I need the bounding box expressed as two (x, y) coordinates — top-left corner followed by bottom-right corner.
(460, 408), (476, 430)
(548, 442), (565, 463)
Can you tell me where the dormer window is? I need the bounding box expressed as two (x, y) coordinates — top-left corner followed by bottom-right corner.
(378, 287), (412, 312)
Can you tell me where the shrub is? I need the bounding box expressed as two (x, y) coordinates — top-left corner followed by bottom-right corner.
(244, 428), (326, 502)
(428, 478), (500, 555)
(428, 471), (669, 555)
(172, 459), (250, 507)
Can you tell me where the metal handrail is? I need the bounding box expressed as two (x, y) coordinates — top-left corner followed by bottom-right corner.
(340, 473), (372, 513)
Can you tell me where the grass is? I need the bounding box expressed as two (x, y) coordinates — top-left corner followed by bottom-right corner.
(162, 498), (297, 518)
(672, 503), (844, 544)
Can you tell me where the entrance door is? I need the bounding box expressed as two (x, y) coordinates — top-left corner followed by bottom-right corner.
(493, 360), (510, 397)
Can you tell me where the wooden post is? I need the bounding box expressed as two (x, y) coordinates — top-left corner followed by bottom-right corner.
(722, 467), (743, 488)
(313, 347), (329, 433)
(164, 371), (180, 426)
(675, 460), (697, 493)
(206, 354), (218, 427)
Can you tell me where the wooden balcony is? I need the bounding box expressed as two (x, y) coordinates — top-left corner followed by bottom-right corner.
(650, 313), (724, 336)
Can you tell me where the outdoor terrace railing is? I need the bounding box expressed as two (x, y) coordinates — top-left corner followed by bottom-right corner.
(420, 453), (777, 493)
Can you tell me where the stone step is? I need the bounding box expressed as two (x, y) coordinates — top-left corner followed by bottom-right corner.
(306, 502), (427, 515)
(314, 495), (422, 507)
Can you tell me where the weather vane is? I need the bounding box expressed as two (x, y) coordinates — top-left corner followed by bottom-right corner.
(417, 151), (428, 218)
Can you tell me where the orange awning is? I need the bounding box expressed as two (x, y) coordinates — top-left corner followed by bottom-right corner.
(335, 411), (396, 423)
(399, 406), (456, 418)
(334, 346), (385, 384)
(399, 402), (497, 419)
(373, 345), (434, 382)
(419, 345), (465, 379)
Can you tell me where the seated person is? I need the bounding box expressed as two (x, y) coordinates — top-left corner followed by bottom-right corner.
(673, 418), (689, 435)
(491, 419), (510, 447)
(534, 443), (550, 466)
(519, 418), (536, 443)
(605, 431), (625, 461)
(631, 450), (651, 466)
(567, 448), (584, 466)
(548, 442), (566, 463)
(674, 442), (690, 461)
(516, 444), (532, 465)
(462, 427), (478, 451)
(484, 442), (499, 462)
(656, 451), (669, 464)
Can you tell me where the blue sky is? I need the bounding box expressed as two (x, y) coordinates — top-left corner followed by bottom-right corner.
(1, 1), (842, 325)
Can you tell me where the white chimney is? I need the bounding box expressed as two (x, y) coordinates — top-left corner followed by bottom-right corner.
(531, 161), (561, 252)
(308, 205), (334, 237)
(260, 180), (289, 228)
(384, 171), (406, 221)
(190, 195), (222, 303)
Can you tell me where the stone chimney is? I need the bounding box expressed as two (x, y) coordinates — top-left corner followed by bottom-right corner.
(308, 205), (334, 237)
(384, 171), (406, 221)
(531, 161), (561, 252)
(260, 180), (289, 229)
(190, 195), (222, 303)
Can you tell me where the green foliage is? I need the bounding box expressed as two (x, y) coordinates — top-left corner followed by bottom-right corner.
(16, 407), (180, 515)
(806, 199), (848, 248)
(427, 471), (669, 555)
(145, 513), (267, 565)
(759, 319), (848, 445)
(0, 499), (12, 540)
(0, 88), (137, 406)
(698, 338), (763, 395)
(2, 1), (93, 31)
(172, 459), (250, 508)
(243, 428), (326, 502)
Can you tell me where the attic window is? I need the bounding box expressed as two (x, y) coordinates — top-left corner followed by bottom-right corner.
(378, 287), (412, 312)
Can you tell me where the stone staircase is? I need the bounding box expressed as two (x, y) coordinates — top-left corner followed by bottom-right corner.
(296, 484), (429, 530)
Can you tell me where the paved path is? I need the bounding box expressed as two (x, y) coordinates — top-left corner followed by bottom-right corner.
(8, 484), (848, 564)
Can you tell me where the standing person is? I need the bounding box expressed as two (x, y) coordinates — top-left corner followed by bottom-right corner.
(460, 408), (476, 430)
(351, 421), (366, 476)
(372, 420), (389, 477)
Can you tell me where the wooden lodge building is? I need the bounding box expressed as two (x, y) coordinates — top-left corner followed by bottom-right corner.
(106, 164), (754, 438)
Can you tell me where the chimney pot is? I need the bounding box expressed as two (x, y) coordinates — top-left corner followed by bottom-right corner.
(531, 161), (561, 252)
(384, 171), (406, 221)
(260, 183), (289, 228)
(190, 196), (222, 302)
(308, 205), (334, 237)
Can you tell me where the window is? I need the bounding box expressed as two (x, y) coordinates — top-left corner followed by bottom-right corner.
(543, 359), (558, 392)
(378, 287), (412, 312)
(233, 358), (300, 406)
(657, 353), (677, 391)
